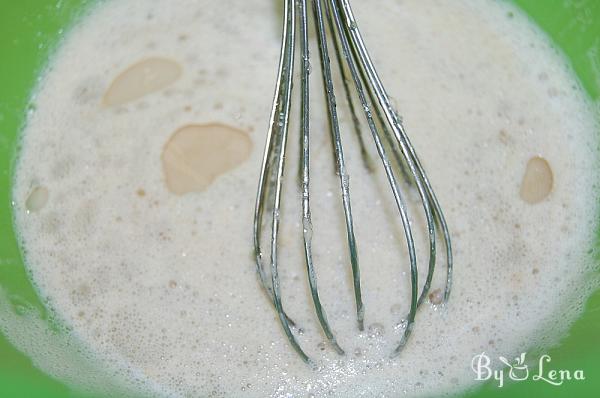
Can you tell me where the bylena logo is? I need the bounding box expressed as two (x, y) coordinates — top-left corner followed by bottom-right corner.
(471, 352), (585, 388)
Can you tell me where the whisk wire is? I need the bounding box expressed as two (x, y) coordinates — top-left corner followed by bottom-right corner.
(300, 0), (345, 356)
(334, 0), (452, 305)
(313, 0), (366, 336)
(327, 0), (420, 354)
(253, 0), (314, 364)
(323, 3), (374, 173)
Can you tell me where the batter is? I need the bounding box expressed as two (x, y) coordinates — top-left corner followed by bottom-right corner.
(8, 0), (600, 396)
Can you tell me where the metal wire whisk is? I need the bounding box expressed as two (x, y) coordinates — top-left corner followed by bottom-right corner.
(253, 0), (453, 366)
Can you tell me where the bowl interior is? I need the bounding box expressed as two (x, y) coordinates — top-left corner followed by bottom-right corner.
(0, 1), (599, 397)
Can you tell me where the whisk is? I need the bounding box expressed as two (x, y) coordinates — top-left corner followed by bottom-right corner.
(253, 0), (453, 365)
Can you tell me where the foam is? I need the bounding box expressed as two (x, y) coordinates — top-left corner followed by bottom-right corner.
(7, 0), (600, 396)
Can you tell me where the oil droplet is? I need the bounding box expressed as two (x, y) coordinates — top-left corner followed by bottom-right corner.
(520, 156), (553, 204)
(162, 123), (252, 195)
(103, 57), (182, 106)
(26, 186), (49, 212)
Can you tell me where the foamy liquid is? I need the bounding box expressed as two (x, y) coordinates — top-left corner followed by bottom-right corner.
(8, 0), (600, 396)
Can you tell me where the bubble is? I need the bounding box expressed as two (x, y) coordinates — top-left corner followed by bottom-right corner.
(368, 323), (385, 338)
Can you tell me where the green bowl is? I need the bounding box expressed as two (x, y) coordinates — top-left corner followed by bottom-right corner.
(1, 1), (599, 397)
